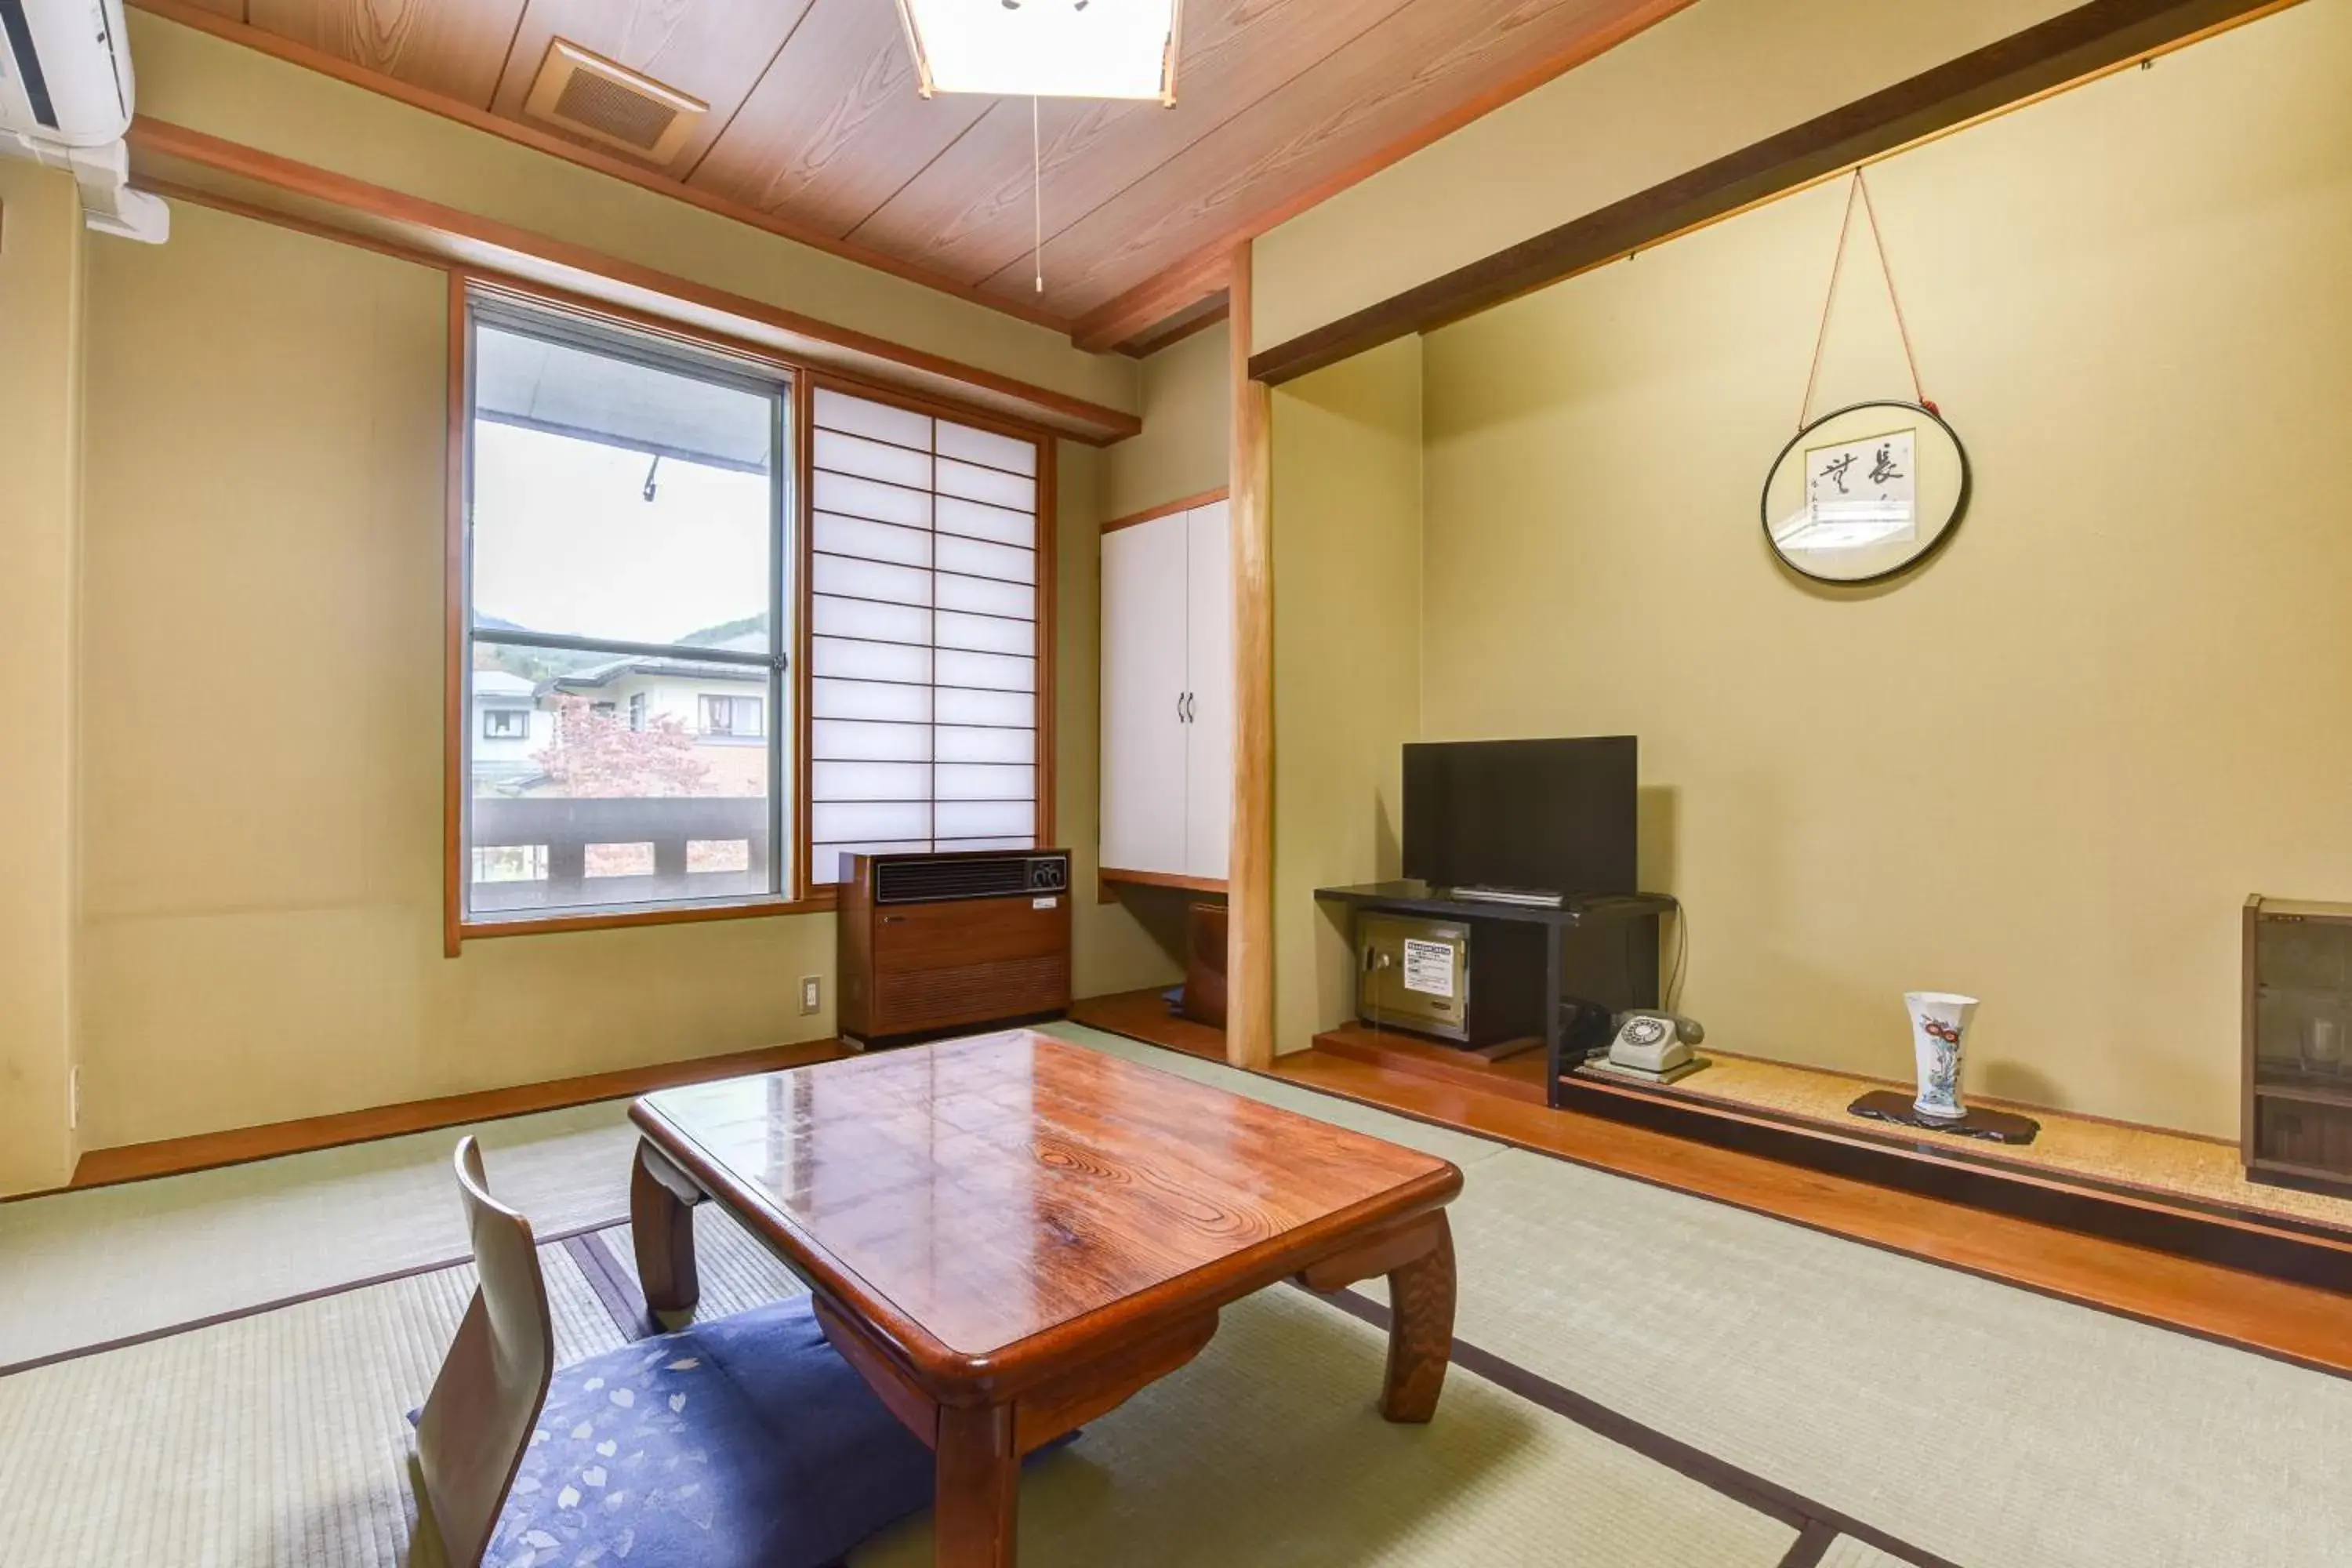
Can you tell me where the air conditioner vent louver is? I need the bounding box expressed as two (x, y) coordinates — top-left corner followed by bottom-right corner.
(875, 852), (1069, 906)
(524, 39), (706, 165)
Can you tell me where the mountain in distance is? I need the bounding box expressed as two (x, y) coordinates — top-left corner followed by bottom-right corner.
(473, 611), (771, 681)
(677, 612), (769, 648)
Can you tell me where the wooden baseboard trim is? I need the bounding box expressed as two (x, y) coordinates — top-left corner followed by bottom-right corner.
(60, 1038), (851, 1193)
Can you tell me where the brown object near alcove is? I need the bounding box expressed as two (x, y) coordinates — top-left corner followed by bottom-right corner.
(2245, 895), (2352, 1196)
(836, 850), (1074, 1047)
(1849, 1090), (2042, 1145)
(1182, 901), (1229, 1029)
(629, 1030), (1463, 1568)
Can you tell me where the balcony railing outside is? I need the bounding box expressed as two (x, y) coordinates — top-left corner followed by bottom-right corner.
(469, 795), (771, 914)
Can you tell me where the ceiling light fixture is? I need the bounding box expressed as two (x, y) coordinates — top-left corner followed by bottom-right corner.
(894, 0), (1182, 104)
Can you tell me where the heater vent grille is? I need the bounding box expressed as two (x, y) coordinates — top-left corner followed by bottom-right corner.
(524, 40), (706, 164)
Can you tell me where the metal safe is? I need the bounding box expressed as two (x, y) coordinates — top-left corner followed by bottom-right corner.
(1355, 912), (1546, 1047)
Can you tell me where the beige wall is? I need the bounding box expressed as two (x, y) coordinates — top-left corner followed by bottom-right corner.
(77, 206), (825, 1150)
(1414, 0), (2352, 1137)
(69, 201), (1170, 1156)
(1251, 0), (2076, 353)
(0, 162), (86, 1192)
(1269, 337), (1425, 1055)
(0, 0), (1189, 1175)
(1104, 322), (1231, 521)
(125, 10), (1134, 417)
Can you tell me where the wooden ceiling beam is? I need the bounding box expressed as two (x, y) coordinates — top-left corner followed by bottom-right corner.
(1249, 0), (2303, 385)
(1070, 243), (1239, 355)
(127, 118), (1141, 445)
(1123, 294), (1232, 360)
(129, 0), (1078, 336)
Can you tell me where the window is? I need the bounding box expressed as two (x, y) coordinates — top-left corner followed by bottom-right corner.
(461, 296), (788, 926)
(448, 289), (1053, 942)
(808, 388), (1044, 884)
(699, 694), (763, 738)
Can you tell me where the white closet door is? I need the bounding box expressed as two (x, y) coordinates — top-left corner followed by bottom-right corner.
(1183, 500), (1233, 883)
(1100, 514), (1190, 876)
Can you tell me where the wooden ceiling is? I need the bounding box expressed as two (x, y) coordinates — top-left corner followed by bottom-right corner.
(148, 0), (1689, 351)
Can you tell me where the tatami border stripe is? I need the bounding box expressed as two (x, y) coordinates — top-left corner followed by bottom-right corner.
(1313, 1285), (1955, 1568)
(0, 1213), (627, 1381)
(563, 1229), (657, 1342)
(1777, 1520), (1846, 1568)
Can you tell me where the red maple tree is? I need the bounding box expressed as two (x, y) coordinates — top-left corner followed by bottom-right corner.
(533, 696), (710, 798)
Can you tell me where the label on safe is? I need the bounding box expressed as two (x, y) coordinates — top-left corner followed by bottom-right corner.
(1402, 939), (1457, 998)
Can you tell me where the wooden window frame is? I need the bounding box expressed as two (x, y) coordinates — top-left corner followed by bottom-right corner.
(445, 275), (1059, 953)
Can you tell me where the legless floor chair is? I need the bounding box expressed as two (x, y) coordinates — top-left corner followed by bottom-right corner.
(414, 1137), (935, 1568)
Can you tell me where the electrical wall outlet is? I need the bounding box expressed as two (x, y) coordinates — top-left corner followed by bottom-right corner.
(800, 975), (822, 1015)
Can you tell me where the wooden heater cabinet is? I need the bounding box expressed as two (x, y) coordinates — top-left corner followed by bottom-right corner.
(838, 848), (1073, 1047)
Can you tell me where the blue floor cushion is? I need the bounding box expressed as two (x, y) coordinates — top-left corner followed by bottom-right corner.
(464, 1297), (935, 1568)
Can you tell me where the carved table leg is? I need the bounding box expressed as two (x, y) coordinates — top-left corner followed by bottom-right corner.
(630, 1138), (701, 1315)
(934, 1402), (1018, 1568)
(1381, 1210), (1455, 1424)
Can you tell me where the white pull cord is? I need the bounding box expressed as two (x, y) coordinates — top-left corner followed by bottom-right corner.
(1032, 95), (1045, 294)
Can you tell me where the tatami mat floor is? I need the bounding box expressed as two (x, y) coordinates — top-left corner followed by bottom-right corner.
(2, 1023), (2347, 1567)
(0, 1099), (640, 1371)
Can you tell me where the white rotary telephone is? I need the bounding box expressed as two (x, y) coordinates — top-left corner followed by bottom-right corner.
(1606, 1010), (1706, 1075)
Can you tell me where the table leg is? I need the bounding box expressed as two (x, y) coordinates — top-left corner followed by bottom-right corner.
(630, 1138), (700, 1315)
(934, 1402), (1018, 1568)
(1381, 1211), (1456, 1424)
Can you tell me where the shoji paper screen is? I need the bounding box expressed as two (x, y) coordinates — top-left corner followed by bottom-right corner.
(808, 388), (1042, 884)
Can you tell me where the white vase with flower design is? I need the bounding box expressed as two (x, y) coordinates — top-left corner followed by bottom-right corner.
(1906, 991), (1978, 1122)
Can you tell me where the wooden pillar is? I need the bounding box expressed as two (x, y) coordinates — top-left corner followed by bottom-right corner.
(1226, 241), (1275, 1072)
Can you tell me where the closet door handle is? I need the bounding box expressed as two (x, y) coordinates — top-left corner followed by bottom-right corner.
(1177, 691), (1186, 724)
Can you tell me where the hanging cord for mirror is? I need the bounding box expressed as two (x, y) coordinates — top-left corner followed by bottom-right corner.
(1797, 168), (1934, 428)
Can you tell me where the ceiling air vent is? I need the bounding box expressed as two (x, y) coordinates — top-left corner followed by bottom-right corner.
(523, 40), (707, 165)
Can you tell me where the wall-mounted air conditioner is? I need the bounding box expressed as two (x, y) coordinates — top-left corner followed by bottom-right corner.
(0, 0), (168, 241)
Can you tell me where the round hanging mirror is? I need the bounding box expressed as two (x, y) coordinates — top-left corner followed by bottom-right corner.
(1759, 400), (1969, 585)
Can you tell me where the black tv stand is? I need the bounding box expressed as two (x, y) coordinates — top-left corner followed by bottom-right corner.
(1313, 880), (1675, 1107)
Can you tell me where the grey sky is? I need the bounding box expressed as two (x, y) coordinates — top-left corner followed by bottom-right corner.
(471, 422), (773, 645)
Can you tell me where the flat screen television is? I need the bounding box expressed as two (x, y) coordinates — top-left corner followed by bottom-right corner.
(1402, 736), (1638, 897)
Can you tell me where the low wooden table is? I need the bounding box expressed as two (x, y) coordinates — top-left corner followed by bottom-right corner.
(629, 1029), (1464, 1568)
